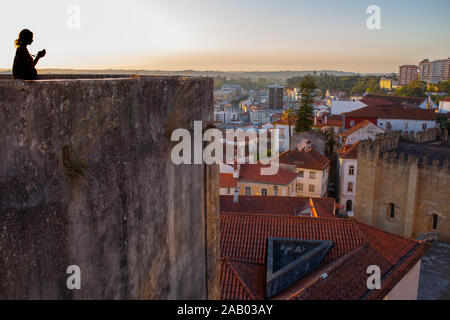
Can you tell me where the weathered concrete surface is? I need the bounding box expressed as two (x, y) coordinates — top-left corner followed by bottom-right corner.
(0, 76), (220, 299)
(418, 242), (450, 300)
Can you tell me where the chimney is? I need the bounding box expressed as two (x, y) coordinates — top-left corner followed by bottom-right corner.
(305, 141), (312, 152)
(233, 157), (239, 179)
(233, 187), (239, 204)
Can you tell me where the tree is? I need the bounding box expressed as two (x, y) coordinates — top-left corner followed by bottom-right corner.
(295, 75), (317, 132)
(281, 108), (297, 150)
(394, 80), (427, 98)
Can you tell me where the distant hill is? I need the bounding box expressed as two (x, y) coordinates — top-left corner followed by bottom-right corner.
(0, 68), (386, 79)
(16, 69), (384, 78)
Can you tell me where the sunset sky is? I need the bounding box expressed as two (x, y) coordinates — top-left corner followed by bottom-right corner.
(1, 0), (449, 73)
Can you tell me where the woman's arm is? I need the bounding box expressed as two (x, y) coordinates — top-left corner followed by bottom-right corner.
(32, 50), (46, 67)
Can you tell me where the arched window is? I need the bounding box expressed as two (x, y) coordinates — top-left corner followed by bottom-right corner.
(387, 203), (395, 220)
(346, 200), (353, 212)
(432, 214), (438, 230)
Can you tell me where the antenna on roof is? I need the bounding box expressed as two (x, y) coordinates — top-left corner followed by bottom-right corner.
(233, 187), (239, 204)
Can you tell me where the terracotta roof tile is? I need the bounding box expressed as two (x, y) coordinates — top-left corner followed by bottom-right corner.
(239, 164), (297, 185)
(341, 120), (376, 137)
(220, 213), (429, 300)
(220, 214), (363, 265)
(220, 195), (336, 218)
(278, 148), (330, 171)
(344, 105), (437, 120)
(362, 94), (426, 105)
(338, 142), (359, 159)
(220, 173), (238, 188)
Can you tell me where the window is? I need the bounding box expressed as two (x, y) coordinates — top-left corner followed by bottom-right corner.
(422, 123), (427, 130)
(432, 214), (438, 230)
(298, 183), (304, 191)
(404, 122), (409, 130)
(261, 189), (268, 196)
(273, 186), (278, 196)
(309, 185), (315, 192)
(350, 120), (355, 127)
(310, 172), (316, 179)
(245, 187), (251, 195)
(347, 182), (354, 193)
(227, 188), (231, 195)
(287, 186), (290, 195)
(387, 203), (395, 220)
(346, 200), (353, 213)
(349, 166), (355, 176)
(298, 171), (304, 178)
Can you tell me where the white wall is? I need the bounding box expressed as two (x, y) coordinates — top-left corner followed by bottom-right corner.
(339, 158), (357, 216)
(296, 168), (328, 198)
(439, 100), (450, 112)
(345, 123), (384, 145)
(384, 260), (422, 300)
(377, 119), (436, 133)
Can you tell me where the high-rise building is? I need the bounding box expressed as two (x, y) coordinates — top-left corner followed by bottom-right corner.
(269, 85), (284, 109)
(418, 59), (432, 83)
(398, 65), (418, 86)
(418, 58), (450, 84)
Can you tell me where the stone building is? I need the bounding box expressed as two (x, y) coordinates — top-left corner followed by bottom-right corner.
(0, 75), (220, 299)
(354, 129), (449, 242)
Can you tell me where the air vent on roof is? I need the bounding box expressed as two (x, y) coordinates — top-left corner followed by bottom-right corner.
(266, 238), (333, 298)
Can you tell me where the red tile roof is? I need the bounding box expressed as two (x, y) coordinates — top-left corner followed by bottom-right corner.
(338, 142), (359, 159)
(220, 173), (238, 188)
(343, 105), (437, 121)
(341, 120), (376, 137)
(221, 214), (363, 265)
(278, 148), (330, 171)
(273, 118), (297, 126)
(238, 164), (297, 185)
(362, 94), (426, 105)
(220, 195), (336, 218)
(221, 258), (266, 300)
(220, 214), (428, 300)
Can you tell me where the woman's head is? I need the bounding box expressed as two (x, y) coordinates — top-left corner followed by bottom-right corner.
(14, 29), (33, 47)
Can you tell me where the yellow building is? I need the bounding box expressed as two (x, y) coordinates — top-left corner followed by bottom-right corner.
(236, 163), (298, 197)
(380, 78), (393, 90)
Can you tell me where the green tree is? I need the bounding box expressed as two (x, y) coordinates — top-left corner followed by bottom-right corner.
(295, 75), (317, 132)
(281, 108), (297, 149)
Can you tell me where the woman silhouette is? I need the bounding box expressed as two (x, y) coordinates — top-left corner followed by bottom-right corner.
(12, 29), (46, 80)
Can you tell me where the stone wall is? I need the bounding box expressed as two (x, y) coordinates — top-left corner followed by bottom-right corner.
(354, 141), (450, 242)
(291, 132), (326, 155)
(0, 76), (220, 299)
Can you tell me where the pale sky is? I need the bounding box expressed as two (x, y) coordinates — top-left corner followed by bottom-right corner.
(0, 0), (449, 73)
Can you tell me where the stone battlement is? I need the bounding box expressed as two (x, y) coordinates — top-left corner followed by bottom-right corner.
(358, 129), (449, 170)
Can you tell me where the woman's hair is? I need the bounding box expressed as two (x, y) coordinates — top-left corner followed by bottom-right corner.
(14, 29), (33, 47)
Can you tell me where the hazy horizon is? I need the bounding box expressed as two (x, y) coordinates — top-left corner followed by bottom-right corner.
(1, 0), (449, 73)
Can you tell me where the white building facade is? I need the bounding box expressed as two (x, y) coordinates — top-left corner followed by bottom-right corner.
(376, 118), (437, 133)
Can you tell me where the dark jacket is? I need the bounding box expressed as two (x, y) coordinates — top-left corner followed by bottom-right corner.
(12, 46), (38, 80)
